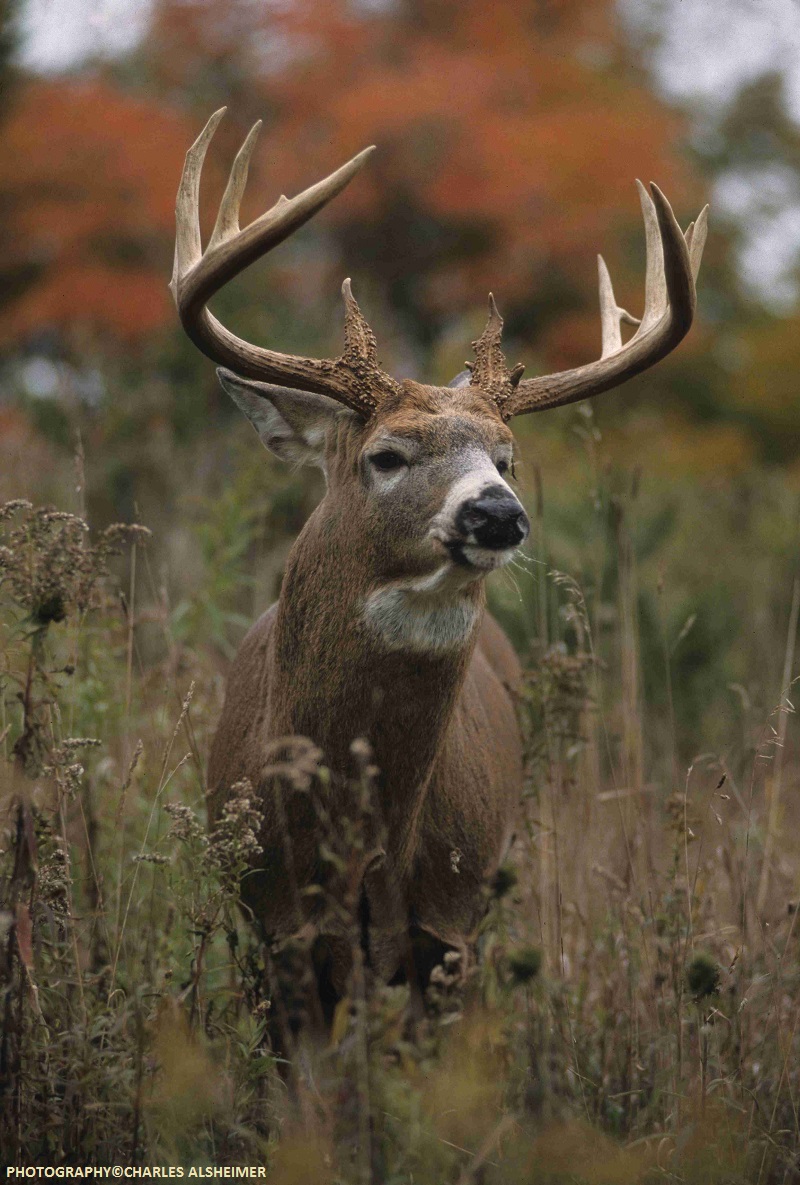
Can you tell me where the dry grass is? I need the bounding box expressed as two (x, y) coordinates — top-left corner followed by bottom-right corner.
(1, 426), (799, 1182)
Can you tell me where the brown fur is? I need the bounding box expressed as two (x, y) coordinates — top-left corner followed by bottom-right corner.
(175, 121), (703, 997)
(208, 381), (524, 985)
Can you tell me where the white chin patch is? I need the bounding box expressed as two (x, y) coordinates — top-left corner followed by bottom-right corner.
(363, 565), (481, 654)
(460, 544), (517, 572)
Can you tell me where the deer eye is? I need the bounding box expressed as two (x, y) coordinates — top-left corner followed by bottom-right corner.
(496, 459), (510, 476)
(369, 450), (407, 472)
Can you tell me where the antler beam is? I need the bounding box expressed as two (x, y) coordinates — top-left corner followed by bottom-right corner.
(170, 109), (398, 418)
(495, 182), (708, 419)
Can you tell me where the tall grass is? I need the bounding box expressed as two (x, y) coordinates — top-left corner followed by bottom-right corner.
(1, 413), (799, 1181)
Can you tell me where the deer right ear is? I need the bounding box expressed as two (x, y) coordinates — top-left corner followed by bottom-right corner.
(217, 369), (353, 468)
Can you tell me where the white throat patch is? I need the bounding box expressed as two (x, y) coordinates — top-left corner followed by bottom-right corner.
(363, 566), (480, 654)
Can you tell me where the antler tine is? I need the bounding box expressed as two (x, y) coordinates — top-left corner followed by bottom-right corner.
(342, 278), (379, 366)
(598, 255), (640, 358)
(170, 110), (398, 417)
(207, 119), (262, 252)
(635, 178), (666, 336)
(650, 183), (694, 336)
(500, 183), (705, 419)
(466, 294), (526, 405)
(687, 203), (709, 282)
(598, 255), (621, 357)
(170, 107), (227, 302)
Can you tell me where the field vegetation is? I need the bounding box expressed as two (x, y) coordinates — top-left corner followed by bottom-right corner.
(2, 0), (800, 1178)
(1, 400), (799, 1181)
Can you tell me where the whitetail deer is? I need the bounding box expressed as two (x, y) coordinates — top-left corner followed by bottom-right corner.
(171, 109), (707, 999)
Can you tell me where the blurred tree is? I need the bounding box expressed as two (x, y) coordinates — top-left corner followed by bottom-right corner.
(0, 79), (196, 351)
(0, 0), (20, 113)
(0, 0), (25, 321)
(0, 0), (699, 376)
(617, 5), (800, 456)
(137, 0), (696, 367)
(688, 73), (800, 457)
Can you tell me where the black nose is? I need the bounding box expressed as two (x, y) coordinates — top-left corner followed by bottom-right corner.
(455, 485), (530, 549)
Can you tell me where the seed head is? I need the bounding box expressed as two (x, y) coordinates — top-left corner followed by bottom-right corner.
(508, 945), (542, 985)
(686, 952), (721, 1000)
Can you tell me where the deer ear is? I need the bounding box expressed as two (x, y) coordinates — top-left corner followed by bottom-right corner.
(218, 369), (352, 467)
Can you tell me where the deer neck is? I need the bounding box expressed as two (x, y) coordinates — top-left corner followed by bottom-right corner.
(269, 498), (485, 862)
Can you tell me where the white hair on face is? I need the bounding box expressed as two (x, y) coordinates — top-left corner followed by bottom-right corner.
(362, 450), (521, 653)
(460, 544), (517, 571)
(363, 565), (480, 653)
(429, 450), (516, 546)
(364, 587), (480, 653)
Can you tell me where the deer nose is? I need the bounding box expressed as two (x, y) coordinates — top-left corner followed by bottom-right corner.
(456, 486), (530, 549)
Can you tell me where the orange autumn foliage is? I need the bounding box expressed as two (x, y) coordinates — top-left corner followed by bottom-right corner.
(145, 0), (696, 326)
(0, 0), (699, 354)
(0, 78), (195, 347)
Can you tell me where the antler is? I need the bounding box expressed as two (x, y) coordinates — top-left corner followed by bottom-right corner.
(488, 182), (708, 420)
(466, 294), (526, 402)
(170, 109), (399, 418)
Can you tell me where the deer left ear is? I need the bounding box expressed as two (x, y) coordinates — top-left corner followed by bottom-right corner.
(217, 369), (352, 468)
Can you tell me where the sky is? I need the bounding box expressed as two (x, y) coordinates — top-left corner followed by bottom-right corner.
(619, 0), (800, 307)
(16, 0), (800, 308)
(620, 0), (800, 121)
(19, 0), (153, 71)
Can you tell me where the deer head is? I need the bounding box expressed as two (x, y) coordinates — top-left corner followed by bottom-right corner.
(171, 110), (707, 646)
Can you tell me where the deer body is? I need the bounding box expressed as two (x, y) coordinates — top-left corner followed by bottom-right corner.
(208, 382), (524, 983)
(172, 108), (706, 994)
